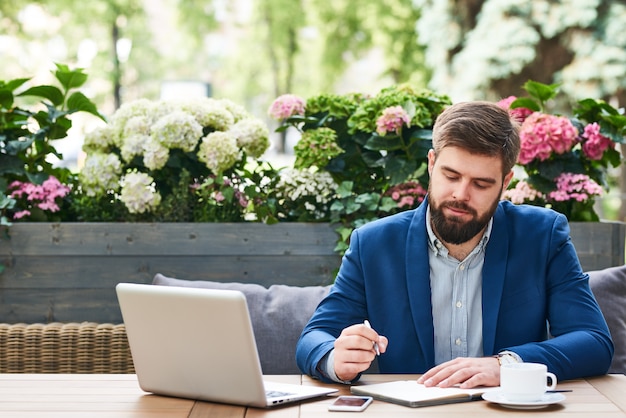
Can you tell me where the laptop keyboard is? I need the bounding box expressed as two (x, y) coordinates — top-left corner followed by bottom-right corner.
(266, 390), (294, 398)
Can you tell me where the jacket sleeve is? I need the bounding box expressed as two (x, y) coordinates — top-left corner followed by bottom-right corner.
(295, 227), (372, 382)
(502, 214), (614, 380)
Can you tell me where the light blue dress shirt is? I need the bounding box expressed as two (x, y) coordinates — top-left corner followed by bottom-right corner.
(425, 206), (491, 364)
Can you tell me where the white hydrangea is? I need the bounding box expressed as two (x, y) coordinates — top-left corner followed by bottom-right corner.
(79, 153), (122, 196)
(198, 131), (240, 173)
(82, 125), (115, 153)
(218, 98), (250, 123)
(119, 172), (162, 214)
(229, 118), (270, 158)
(120, 134), (150, 163)
(180, 98), (235, 131)
(123, 115), (151, 137)
(108, 99), (155, 146)
(276, 167), (338, 217)
(151, 111), (203, 152)
(142, 137), (170, 171)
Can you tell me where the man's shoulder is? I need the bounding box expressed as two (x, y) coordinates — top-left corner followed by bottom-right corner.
(498, 200), (563, 221)
(356, 208), (420, 236)
(496, 200), (567, 234)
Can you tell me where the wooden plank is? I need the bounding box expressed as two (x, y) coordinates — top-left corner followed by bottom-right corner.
(570, 221), (626, 271)
(0, 255), (340, 288)
(0, 289), (123, 323)
(0, 223), (340, 256)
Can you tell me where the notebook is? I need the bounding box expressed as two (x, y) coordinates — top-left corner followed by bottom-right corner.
(115, 282), (337, 408)
(350, 380), (499, 407)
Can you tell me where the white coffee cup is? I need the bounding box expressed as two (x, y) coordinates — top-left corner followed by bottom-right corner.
(500, 362), (557, 402)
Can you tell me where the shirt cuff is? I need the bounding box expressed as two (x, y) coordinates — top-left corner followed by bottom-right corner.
(318, 349), (353, 384)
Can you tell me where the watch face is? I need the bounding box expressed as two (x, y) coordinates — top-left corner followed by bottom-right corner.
(499, 354), (517, 365)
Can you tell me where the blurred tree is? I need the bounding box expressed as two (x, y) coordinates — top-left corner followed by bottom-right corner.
(312, 0), (429, 89)
(414, 0), (626, 105)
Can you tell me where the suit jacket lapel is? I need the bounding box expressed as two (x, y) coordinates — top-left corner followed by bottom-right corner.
(405, 202), (436, 367)
(482, 204), (509, 355)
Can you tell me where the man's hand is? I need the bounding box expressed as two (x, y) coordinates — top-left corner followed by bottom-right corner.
(333, 323), (388, 382)
(417, 357), (500, 388)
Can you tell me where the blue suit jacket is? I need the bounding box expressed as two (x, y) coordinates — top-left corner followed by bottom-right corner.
(296, 199), (614, 382)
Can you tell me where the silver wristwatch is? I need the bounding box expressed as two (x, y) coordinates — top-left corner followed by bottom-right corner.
(497, 351), (522, 366)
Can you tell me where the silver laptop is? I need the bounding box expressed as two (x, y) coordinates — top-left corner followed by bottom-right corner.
(115, 283), (337, 407)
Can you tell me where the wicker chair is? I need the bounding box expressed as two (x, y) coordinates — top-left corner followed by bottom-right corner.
(0, 322), (135, 373)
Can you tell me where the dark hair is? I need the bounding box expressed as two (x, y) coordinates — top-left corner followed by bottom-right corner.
(432, 101), (521, 175)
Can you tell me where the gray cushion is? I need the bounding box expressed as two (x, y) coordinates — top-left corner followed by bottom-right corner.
(152, 273), (330, 374)
(588, 265), (626, 374)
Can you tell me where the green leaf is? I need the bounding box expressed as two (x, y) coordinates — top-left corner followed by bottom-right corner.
(54, 64), (88, 90)
(17, 85), (64, 106)
(409, 128), (432, 140)
(0, 154), (27, 175)
(364, 134), (404, 151)
(335, 226), (353, 242)
(336, 181), (354, 198)
(2, 77), (31, 92)
(0, 89), (13, 108)
(523, 80), (560, 103)
(384, 156), (417, 184)
(510, 97), (540, 112)
(67, 92), (107, 121)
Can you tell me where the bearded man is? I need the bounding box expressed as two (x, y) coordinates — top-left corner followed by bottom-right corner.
(296, 101), (613, 388)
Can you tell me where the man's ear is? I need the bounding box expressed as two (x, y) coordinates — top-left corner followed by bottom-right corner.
(427, 149), (436, 175)
(503, 170), (514, 190)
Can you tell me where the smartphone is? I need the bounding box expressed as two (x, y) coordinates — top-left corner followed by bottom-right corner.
(328, 395), (373, 412)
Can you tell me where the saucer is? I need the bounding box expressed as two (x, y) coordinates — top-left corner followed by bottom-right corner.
(482, 391), (566, 409)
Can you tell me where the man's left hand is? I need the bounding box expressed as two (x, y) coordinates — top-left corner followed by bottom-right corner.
(416, 357), (500, 388)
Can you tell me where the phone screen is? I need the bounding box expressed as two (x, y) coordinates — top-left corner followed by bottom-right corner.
(329, 396), (373, 411)
(334, 397), (369, 407)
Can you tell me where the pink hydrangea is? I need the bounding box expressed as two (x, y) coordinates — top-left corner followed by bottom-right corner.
(581, 122), (614, 160)
(376, 105), (411, 136)
(496, 96), (534, 123)
(548, 173), (603, 202)
(9, 176), (70, 218)
(518, 112), (578, 164)
(384, 181), (426, 208)
(268, 94), (306, 120)
(503, 181), (543, 204)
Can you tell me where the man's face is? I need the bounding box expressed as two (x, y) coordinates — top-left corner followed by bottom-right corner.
(427, 147), (513, 245)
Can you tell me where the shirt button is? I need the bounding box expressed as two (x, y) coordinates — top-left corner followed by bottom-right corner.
(459, 264), (465, 270)
(455, 338), (462, 346)
(456, 301), (462, 308)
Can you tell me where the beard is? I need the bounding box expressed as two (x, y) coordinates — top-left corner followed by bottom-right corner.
(429, 191), (500, 245)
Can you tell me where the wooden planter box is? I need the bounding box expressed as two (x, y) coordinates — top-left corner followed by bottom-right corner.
(0, 223), (341, 324)
(0, 221), (623, 324)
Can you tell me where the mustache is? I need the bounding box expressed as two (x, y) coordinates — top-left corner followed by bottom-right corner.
(441, 201), (477, 216)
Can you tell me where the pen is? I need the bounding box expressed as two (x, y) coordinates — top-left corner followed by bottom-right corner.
(363, 320), (380, 355)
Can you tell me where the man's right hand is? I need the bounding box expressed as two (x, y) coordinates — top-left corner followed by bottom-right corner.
(333, 323), (388, 382)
